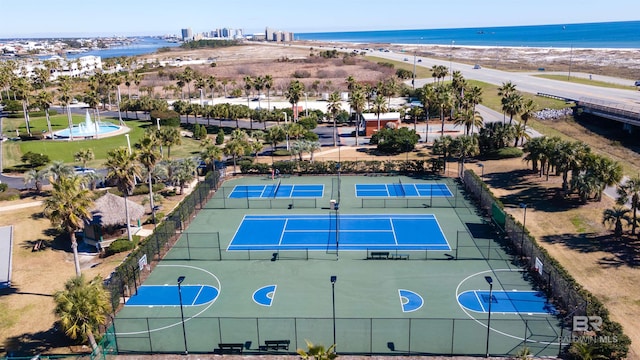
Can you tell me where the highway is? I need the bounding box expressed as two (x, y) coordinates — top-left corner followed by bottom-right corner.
(366, 49), (640, 107)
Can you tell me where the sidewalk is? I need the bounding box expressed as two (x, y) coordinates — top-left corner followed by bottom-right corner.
(0, 201), (43, 212)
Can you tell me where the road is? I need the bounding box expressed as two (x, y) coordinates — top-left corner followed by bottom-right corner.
(367, 50), (640, 107)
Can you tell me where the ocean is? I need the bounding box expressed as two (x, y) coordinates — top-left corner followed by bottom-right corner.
(297, 21), (640, 49)
(57, 37), (180, 60)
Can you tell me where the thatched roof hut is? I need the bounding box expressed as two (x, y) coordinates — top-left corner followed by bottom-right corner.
(90, 192), (146, 227)
(83, 193), (147, 249)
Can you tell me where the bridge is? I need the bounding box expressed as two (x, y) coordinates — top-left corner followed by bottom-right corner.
(576, 98), (640, 131)
(537, 93), (640, 132)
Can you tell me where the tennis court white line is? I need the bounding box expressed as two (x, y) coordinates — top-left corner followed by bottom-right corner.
(474, 290), (487, 313)
(284, 229), (395, 233)
(389, 219), (398, 245)
(278, 219), (288, 246)
(192, 285), (204, 306)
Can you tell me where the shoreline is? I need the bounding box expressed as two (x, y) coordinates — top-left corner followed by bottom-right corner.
(297, 39), (640, 52)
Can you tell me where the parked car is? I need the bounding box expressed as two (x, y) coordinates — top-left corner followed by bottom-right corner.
(634, 80), (640, 86)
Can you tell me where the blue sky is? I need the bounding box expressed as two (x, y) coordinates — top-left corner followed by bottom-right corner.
(1, 0), (638, 38)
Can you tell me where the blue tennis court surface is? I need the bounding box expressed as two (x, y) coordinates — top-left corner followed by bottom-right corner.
(457, 290), (557, 315)
(228, 214), (450, 251)
(125, 285), (219, 306)
(356, 183), (453, 197)
(229, 184), (324, 198)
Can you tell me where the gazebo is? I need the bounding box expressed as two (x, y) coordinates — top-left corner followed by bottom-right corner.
(83, 192), (146, 250)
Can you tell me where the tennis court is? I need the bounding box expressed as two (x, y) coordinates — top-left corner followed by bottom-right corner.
(228, 214), (449, 251)
(113, 175), (562, 357)
(355, 182), (453, 197)
(229, 184), (324, 199)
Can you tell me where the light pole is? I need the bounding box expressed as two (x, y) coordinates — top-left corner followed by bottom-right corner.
(177, 276), (188, 355)
(477, 163), (484, 180)
(484, 276), (493, 358)
(450, 40), (455, 81)
(124, 134), (132, 155)
(304, 92), (308, 117)
(156, 118), (163, 157)
(520, 203), (528, 256)
(412, 38), (422, 89)
(330, 275), (337, 353)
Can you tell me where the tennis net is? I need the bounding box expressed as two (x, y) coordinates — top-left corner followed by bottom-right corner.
(398, 179), (406, 197)
(272, 179), (282, 198)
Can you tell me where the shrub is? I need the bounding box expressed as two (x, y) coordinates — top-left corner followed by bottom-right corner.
(150, 109), (181, 127)
(21, 151), (50, 167)
(272, 149), (291, 156)
(0, 188), (20, 201)
(292, 70), (311, 78)
(216, 130), (225, 145)
(0, 183), (7, 192)
(486, 147), (524, 159)
(104, 238), (135, 256)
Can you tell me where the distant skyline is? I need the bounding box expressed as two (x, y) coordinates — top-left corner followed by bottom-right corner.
(1, 0), (639, 38)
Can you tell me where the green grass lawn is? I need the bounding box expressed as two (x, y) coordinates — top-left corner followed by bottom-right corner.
(366, 55), (433, 79)
(533, 74), (635, 90)
(2, 114), (202, 168)
(467, 80), (568, 112)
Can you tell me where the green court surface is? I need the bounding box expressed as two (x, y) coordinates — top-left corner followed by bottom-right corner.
(113, 175), (563, 356)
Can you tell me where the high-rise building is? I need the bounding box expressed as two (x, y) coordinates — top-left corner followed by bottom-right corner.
(181, 28), (193, 41)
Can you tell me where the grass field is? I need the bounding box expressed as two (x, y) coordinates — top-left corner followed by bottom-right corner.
(533, 74), (636, 90)
(1, 114), (202, 168)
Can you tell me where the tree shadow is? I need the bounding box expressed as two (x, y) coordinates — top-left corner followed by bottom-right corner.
(540, 232), (640, 268)
(486, 169), (583, 212)
(3, 325), (85, 357)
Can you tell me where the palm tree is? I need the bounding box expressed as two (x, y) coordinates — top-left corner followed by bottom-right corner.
(285, 80), (305, 121)
(58, 75), (75, 142)
(265, 125), (286, 153)
(297, 340), (336, 360)
(104, 147), (141, 242)
(253, 75), (265, 109)
(327, 91), (342, 147)
(603, 206), (632, 238)
(588, 155), (623, 201)
(207, 75), (217, 102)
(497, 81), (517, 123)
(519, 98), (536, 131)
(348, 87), (366, 146)
(224, 138), (248, 174)
(453, 108), (483, 135)
(617, 176), (640, 235)
(47, 160), (74, 181)
(432, 135), (454, 175)
(74, 149), (95, 170)
(181, 67), (195, 100)
(435, 85), (452, 137)
(452, 134), (480, 175)
(264, 74), (274, 111)
(54, 275), (110, 352)
(409, 106), (423, 133)
(43, 175), (93, 276)
(36, 90), (54, 135)
(135, 134), (162, 223)
(200, 144), (223, 173)
(24, 168), (49, 193)
(502, 92), (524, 125)
(13, 77), (32, 136)
(171, 157), (198, 194)
(157, 126), (182, 159)
(372, 94), (387, 132)
(243, 75), (253, 108)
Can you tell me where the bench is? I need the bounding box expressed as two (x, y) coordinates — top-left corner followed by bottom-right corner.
(217, 343), (244, 354)
(394, 254), (409, 260)
(32, 240), (45, 252)
(369, 251), (390, 260)
(263, 339), (290, 351)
